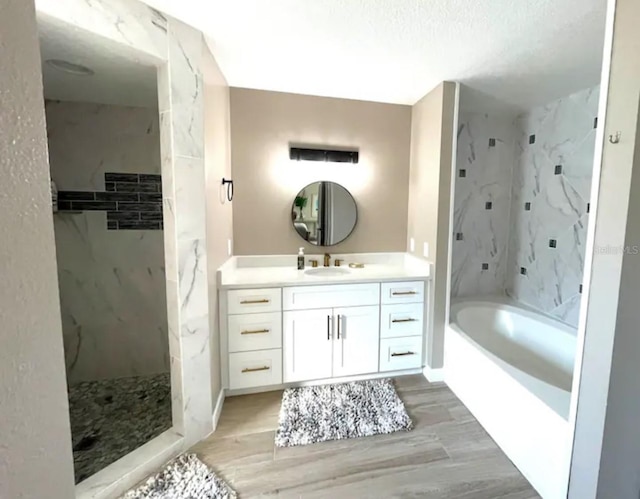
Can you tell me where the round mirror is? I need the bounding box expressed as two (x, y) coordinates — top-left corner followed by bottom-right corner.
(291, 181), (357, 246)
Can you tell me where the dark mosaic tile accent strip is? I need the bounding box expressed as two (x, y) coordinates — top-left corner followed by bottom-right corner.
(524, 202), (532, 211)
(549, 239), (557, 248)
(459, 169), (466, 178)
(71, 201), (117, 211)
(554, 164), (563, 175)
(455, 232), (464, 241)
(579, 284), (583, 294)
(594, 117), (598, 129)
(58, 191), (96, 201)
(587, 203), (591, 213)
(529, 134), (536, 144)
(482, 263), (489, 270)
(57, 172), (163, 230)
(485, 201), (493, 210)
(489, 138), (496, 147)
(68, 373), (171, 483)
(520, 267), (528, 276)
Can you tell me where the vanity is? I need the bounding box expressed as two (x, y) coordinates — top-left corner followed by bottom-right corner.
(218, 253), (431, 393)
(218, 180), (432, 394)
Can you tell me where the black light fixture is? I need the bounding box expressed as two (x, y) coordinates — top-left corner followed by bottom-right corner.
(289, 146), (359, 164)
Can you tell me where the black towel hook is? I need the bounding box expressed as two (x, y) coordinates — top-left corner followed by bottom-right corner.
(221, 178), (234, 202)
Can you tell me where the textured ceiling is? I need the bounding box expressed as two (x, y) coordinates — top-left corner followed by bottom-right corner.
(141, 0), (606, 109)
(37, 12), (158, 108)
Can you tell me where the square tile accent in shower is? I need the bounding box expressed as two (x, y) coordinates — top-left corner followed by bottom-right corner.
(455, 232), (464, 241)
(529, 134), (536, 144)
(482, 263), (489, 270)
(549, 239), (557, 248)
(524, 202), (531, 211)
(554, 165), (563, 175)
(489, 138), (496, 147)
(485, 201), (493, 210)
(520, 267), (527, 276)
(579, 284), (583, 294)
(594, 117), (598, 129)
(459, 169), (466, 178)
(56, 172), (163, 230)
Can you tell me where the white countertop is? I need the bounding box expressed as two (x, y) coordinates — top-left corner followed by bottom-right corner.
(217, 252), (432, 289)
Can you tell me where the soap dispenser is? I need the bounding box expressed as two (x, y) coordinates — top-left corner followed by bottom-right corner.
(297, 247), (305, 270)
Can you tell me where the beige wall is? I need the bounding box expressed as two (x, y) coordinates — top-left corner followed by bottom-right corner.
(569, 0), (640, 496)
(0, 0), (76, 496)
(203, 42), (233, 409)
(229, 88), (412, 255)
(406, 82), (458, 368)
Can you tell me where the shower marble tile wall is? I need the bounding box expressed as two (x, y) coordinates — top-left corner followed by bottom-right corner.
(452, 86), (599, 328)
(47, 101), (168, 384)
(507, 86), (600, 326)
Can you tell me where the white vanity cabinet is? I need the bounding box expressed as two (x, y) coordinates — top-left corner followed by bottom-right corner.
(222, 279), (428, 393)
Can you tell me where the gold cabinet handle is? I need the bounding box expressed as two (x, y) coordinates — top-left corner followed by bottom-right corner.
(241, 366), (270, 373)
(240, 299), (270, 304)
(391, 318), (418, 323)
(391, 351), (416, 357)
(392, 291), (417, 296)
(240, 328), (270, 335)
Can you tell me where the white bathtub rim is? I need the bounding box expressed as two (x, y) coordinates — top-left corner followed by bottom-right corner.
(451, 294), (578, 335)
(447, 304), (574, 420)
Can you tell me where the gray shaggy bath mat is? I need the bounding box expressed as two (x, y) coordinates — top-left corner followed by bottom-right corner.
(122, 454), (236, 499)
(275, 378), (413, 447)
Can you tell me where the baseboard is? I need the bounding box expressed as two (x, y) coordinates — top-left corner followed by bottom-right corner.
(225, 368), (424, 397)
(212, 388), (225, 431)
(423, 365), (445, 383)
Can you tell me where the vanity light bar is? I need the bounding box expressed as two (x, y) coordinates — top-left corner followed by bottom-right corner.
(289, 147), (359, 164)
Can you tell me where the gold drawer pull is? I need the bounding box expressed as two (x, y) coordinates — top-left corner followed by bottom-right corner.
(241, 328), (270, 335)
(240, 299), (270, 304)
(392, 318), (418, 323)
(392, 291), (417, 296)
(242, 366), (270, 373)
(391, 351), (416, 357)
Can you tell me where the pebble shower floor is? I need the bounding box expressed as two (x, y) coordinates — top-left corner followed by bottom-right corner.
(68, 373), (172, 483)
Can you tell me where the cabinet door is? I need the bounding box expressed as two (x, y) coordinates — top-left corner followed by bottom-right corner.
(283, 308), (334, 382)
(332, 306), (380, 377)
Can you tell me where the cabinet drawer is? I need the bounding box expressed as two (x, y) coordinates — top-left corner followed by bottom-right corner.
(227, 288), (281, 315)
(283, 283), (380, 311)
(381, 281), (425, 304)
(379, 336), (423, 372)
(228, 312), (282, 353)
(229, 349), (282, 390)
(381, 303), (424, 338)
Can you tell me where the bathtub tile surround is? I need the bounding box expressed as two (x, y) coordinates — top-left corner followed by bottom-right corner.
(57, 172), (164, 230)
(452, 85), (599, 327)
(507, 86), (599, 326)
(452, 112), (515, 298)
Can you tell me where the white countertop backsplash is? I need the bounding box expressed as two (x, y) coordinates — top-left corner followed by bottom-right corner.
(217, 252), (432, 289)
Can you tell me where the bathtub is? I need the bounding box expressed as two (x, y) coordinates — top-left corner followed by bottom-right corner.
(445, 299), (577, 499)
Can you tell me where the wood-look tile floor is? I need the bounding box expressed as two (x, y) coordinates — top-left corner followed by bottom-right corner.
(191, 375), (539, 498)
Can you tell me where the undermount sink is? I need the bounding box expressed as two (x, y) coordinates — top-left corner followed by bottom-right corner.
(304, 267), (351, 276)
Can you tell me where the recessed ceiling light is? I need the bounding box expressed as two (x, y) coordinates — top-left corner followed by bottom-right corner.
(45, 59), (94, 76)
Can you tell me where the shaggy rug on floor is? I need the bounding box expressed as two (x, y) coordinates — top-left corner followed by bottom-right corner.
(275, 378), (413, 447)
(122, 454), (236, 499)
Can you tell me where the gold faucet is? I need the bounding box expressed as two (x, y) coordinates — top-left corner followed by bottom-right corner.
(323, 253), (331, 267)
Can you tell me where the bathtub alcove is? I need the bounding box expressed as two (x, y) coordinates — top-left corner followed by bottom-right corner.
(445, 83), (599, 498)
